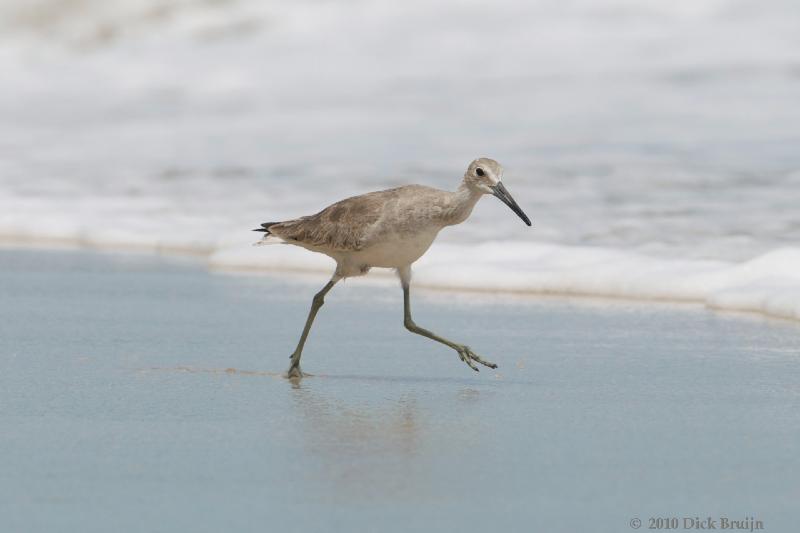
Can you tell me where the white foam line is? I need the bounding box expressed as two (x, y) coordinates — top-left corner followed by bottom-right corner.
(209, 240), (800, 323)
(4, 230), (800, 324)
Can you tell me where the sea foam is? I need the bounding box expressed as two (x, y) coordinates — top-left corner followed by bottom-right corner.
(207, 239), (800, 322)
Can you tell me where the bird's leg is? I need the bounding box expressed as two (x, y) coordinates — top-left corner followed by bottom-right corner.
(287, 277), (339, 378)
(401, 281), (497, 372)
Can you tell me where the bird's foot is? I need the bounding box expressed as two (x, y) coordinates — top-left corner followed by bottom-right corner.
(455, 345), (497, 372)
(285, 360), (311, 379)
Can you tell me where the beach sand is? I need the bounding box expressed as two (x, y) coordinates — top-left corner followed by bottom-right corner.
(1, 248), (798, 532)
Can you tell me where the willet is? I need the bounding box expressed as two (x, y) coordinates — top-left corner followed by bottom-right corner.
(254, 157), (531, 378)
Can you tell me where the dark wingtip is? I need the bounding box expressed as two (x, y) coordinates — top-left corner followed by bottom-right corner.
(253, 221), (278, 233)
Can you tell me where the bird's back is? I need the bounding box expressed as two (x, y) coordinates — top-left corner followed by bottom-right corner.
(262, 184), (451, 253)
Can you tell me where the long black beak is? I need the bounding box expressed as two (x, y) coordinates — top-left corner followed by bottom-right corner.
(491, 182), (532, 226)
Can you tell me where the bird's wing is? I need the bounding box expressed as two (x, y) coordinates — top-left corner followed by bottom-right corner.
(267, 188), (403, 252)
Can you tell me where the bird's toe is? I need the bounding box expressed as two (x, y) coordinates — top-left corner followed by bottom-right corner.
(285, 364), (307, 379)
(456, 346), (480, 371)
(463, 346), (497, 370)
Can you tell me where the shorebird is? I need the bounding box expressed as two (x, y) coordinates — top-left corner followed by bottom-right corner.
(254, 158), (531, 378)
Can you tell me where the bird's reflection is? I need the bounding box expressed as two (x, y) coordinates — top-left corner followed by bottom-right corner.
(285, 378), (429, 503)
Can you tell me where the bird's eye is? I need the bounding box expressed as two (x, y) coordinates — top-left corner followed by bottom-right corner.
(475, 168), (484, 177)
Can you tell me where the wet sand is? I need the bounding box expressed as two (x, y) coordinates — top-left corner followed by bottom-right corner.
(1, 248), (798, 532)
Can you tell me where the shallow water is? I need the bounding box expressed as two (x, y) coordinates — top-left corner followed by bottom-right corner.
(1, 248), (799, 532)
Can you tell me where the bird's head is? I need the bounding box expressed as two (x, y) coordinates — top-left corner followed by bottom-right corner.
(463, 157), (532, 226)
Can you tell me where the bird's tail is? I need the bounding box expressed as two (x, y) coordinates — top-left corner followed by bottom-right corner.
(253, 222), (278, 234)
(252, 222), (283, 246)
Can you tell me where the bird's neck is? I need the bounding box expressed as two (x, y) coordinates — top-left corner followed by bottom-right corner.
(442, 183), (483, 226)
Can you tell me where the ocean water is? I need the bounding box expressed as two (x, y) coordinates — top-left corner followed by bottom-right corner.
(2, 248), (799, 532)
(1, 0), (800, 319)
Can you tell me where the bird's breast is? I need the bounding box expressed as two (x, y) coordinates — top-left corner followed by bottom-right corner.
(345, 229), (440, 270)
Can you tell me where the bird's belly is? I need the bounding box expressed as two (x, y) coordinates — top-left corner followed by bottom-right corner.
(351, 231), (439, 269)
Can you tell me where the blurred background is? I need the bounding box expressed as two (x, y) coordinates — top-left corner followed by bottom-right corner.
(1, 0), (799, 263)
